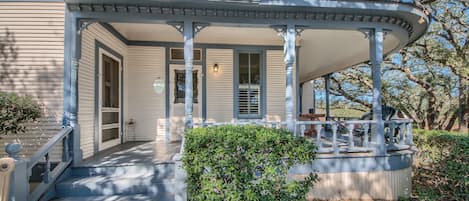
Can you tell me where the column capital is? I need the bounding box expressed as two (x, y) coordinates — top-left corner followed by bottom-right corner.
(168, 21), (209, 36)
(271, 25), (305, 38)
(358, 28), (391, 39)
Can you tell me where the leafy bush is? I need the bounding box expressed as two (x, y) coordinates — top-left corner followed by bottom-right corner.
(0, 91), (41, 135)
(183, 125), (318, 201)
(412, 129), (468, 200)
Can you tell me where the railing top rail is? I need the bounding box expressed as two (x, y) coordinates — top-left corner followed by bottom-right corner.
(28, 126), (73, 170)
(296, 120), (378, 125)
(384, 119), (413, 124)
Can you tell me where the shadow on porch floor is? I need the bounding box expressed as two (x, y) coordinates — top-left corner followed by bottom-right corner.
(79, 141), (181, 167)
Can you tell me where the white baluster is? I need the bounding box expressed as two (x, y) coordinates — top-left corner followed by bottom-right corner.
(388, 122), (396, 147)
(363, 123), (369, 147)
(399, 124), (406, 145)
(300, 124), (306, 138)
(347, 123), (355, 150)
(406, 123), (413, 145)
(315, 124), (322, 149)
(332, 123), (339, 155)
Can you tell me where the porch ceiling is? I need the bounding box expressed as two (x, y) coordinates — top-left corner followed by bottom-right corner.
(111, 23), (401, 82)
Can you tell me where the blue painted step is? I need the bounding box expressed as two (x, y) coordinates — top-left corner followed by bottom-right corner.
(53, 163), (176, 201)
(52, 194), (158, 201)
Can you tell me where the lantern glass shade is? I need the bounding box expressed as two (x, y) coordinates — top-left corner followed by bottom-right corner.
(152, 78), (164, 94)
(213, 64), (219, 72)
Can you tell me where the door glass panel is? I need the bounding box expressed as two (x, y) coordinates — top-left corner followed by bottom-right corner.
(102, 55), (119, 108)
(174, 70), (198, 104)
(102, 128), (119, 143)
(102, 112), (119, 124)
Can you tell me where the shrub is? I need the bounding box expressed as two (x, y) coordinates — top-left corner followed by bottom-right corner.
(412, 129), (468, 200)
(183, 125), (318, 201)
(0, 91), (41, 136)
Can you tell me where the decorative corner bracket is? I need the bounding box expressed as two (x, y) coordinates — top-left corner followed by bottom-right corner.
(78, 21), (95, 35)
(168, 21), (184, 34)
(358, 28), (392, 39)
(271, 25), (305, 37)
(194, 22), (209, 36)
(168, 21), (210, 36)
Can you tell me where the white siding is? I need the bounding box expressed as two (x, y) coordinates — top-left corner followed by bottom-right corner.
(78, 24), (127, 159)
(127, 46), (166, 142)
(265, 50), (296, 122)
(302, 80), (315, 114)
(206, 49), (234, 122)
(0, 2), (65, 160)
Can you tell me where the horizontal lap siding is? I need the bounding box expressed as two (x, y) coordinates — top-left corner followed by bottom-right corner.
(79, 24), (127, 159)
(266, 50), (296, 122)
(127, 46), (165, 142)
(0, 2), (65, 160)
(206, 49), (234, 123)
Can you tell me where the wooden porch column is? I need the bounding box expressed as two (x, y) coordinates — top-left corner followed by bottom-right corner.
(369, 28), (386, 155)
(67, 16), (83, 165)
(324, 74), (331, 120)
(184, 20), (194, 129)
(284, 24), (296, 131)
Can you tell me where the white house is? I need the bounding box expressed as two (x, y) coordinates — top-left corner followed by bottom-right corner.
(0, 1), (428, 200)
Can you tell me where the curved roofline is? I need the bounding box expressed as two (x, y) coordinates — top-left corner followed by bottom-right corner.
(66, 0), (429, 82)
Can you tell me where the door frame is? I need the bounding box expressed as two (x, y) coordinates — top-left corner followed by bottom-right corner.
(94, 41), (124, 153)
(169, 64), (202, 141)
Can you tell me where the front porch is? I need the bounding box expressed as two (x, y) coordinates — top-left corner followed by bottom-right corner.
(2, 1), (429, 200)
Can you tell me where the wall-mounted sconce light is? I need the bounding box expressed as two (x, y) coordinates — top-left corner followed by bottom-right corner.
(213, 63), (219, 73)
(152, 77), (164, 94)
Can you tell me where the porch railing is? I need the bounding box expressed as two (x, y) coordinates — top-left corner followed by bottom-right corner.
(192, 119), (414, 156)
(296, 119), (413, 155)
(5, 126), (73, 201)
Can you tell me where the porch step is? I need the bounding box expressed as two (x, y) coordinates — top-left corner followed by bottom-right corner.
(72, 163), (175, 178)
(52, 194), (158, 201)
(52, 163), (177, 201)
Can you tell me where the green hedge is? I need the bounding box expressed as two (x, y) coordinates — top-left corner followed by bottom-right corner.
(0, 91), (41, 136)
(412, 129), (468, 200)
(183, 125), (318, 201)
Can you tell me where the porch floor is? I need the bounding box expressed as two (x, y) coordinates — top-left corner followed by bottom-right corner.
(79, 141), (181, 167)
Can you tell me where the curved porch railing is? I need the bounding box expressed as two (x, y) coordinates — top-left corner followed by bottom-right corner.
(296, 119), (413, 155)
(5, 126), (73, 201)
(192, 119), (414, 156)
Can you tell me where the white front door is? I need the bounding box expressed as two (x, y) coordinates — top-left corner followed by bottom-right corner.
(98, 52), (122, 151)
(169, 64), (202, 141)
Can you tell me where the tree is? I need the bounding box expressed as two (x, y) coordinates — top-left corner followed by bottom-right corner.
(328, 0), (468, 131)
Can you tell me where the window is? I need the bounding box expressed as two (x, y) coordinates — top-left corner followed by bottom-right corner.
(238, 52), (262, 118)
(174, 70), (198, 104)
(170, 48), (202, 61)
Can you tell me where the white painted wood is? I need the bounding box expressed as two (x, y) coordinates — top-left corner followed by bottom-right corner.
(79, 23), (127, 159)
(0, 2), (65, 161)
(266, 50), (296, 122)
(169, 64), (202, 141)
(126, 46), (166, 142)
(97, 49), (122, 151)
(206, 49), (234, 123)
(301, 80), (315, 114)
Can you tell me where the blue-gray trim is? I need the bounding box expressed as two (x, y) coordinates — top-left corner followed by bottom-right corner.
(94, 40), (124, 154)
(63, 9), (72, 126)
(202, 48), (207, 122)
(296, 46), (300, 118)
(99, 22), (129, 44)
(165, 47), (170, 142)
(67, 1), (428, 46)
(289, 151), (414, 174)
(233, 49), (266, 120)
